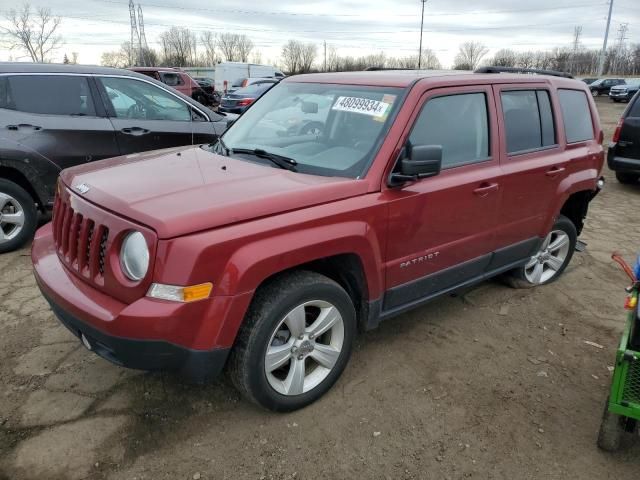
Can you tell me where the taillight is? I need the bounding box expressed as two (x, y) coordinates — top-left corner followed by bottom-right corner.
(237, 98), (255, 107)
(612, 117), (624, 143)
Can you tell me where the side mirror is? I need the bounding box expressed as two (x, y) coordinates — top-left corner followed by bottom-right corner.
(389, 145), (442, 186)
(301, 101), (319, 114)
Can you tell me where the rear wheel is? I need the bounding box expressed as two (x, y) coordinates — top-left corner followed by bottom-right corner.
(228, 271), (356, 411)
(504, 215), (576, 289)
(0, 179), (37, 254)
(616, 172), (639, 184)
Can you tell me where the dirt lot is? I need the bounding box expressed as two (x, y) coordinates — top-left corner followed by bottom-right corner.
(1, 98), (639, 480)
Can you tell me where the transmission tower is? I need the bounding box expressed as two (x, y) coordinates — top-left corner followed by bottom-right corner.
(612, 23), (628, 73)
(128, 0), (140, 66)
(571, 26), (582, 74)
(138, 4), (149, 66)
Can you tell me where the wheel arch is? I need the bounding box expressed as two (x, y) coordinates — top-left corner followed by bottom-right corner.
(0, 164), (46, 212)
(559, 189), (595, 236)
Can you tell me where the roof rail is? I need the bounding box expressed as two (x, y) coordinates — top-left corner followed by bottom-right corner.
(364, 67), (415, 71)
(474, 66), (573, 79)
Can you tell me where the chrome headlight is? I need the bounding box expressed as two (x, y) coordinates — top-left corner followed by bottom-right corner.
(120, 231), (149, 281)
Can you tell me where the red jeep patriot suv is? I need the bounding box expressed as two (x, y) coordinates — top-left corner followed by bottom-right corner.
(32, 67), (604, 411)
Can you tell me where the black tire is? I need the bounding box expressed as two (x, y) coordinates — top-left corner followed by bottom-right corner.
(616, 172), (639, 184)
(612, 98), (621, 103)
(597, 398), (636, 452)
(0, 179), (38, 254)
(503, 215), (577, 289)
(228, 271), (356, 412)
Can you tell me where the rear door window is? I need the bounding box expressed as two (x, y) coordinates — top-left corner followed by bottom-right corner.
(501, 90), (556, 154)
(160, 72), (183, 87)
(629, 96), (640, 117)
(409, 92), (490, 169)
(558, 89), (594, 143)
(0, 75), (96, 116)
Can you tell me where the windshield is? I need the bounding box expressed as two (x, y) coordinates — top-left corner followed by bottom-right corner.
(218, 82), (404, 178)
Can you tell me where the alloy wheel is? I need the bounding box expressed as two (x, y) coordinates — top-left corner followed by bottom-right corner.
(0, 193), (26, 245)
(265, 300), (344, 396)
(524, 230), (571, 284)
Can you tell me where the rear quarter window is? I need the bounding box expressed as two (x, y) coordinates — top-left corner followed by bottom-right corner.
(558, 89), (594, 143)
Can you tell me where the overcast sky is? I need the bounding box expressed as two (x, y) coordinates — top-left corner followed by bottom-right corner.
(1, 0), (639, 67)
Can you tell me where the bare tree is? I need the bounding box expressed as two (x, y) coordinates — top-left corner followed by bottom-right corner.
(281, 40), (302, 74)
(453, 41), (488, 70)
(159, 27), (196, 66)
(1, 3), (62, 62)
(217, 33), (237, 62)
(251, 50), (263, 64)
(300, 43), (317, 72)
(200, 31), (217, 65)
(236, 35), (253, 63)
(491, 49), (517, 67)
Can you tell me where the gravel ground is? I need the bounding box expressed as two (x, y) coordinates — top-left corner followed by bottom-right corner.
(1, 98), (640, 480)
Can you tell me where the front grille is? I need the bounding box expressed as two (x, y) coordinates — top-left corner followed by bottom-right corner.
(53, 196), (109, 280)
(622, 360), (640, 405)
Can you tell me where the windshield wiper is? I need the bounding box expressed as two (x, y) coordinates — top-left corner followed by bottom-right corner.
(232, 148), (298, 171)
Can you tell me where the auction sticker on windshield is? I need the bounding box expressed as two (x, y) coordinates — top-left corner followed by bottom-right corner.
(332, 96), (392, 118)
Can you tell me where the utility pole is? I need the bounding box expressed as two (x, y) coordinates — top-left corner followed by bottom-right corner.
(598, 0), (614, 76)
(138, 4), (149, 66)
(418, 0), (427, 69)
(324, 41), (327, 72)
(128, 0), (140, 67)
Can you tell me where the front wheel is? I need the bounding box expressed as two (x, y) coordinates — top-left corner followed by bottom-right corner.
(504, 215), (576, 288)
(0, 179), (38, 254)
(591, 90), (599, 97)
(228, 271), (356, 411)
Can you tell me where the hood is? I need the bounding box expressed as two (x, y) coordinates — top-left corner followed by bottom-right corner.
(60, 146), (368, 239)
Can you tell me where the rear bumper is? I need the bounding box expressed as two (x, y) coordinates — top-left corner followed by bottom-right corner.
(608, 149), (640, 172)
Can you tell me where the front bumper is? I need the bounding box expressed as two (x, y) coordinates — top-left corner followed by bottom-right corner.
(32, 223), (235, 382)
(41, 288), (229, 382)
(609, 92), (631, 100)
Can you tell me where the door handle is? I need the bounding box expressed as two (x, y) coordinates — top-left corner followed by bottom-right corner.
(120, 127), (150, 136)
(473, 183), (499, 196)
(545, 166), (566, 177)
(6, 124), (42, 131)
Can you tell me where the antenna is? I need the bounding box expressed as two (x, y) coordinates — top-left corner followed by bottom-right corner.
(137, 4), (149, 66)
(128, 0), (140, 66)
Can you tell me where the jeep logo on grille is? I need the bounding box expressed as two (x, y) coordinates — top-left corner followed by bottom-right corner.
(75, 183), (90, 194)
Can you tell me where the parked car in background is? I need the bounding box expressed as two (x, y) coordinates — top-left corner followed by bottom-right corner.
(609, 79), (640, 103)
(581, 77), (599, 85)
(608, 90), (640, 183)
(193, 77), (221, 105)
(227, 77), (281, 94)
(0, 63), (232, 253)
(219, 80), (278, 114)
(32, 68), (604, 411)
(589, 78), (626, 97)
(130, 67), (212, 106)
(214, 62), (284, 93)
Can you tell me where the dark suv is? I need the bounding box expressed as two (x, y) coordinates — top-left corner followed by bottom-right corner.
(590, 78), (625, 97)
(608, 91), (640, 183)
(33, 68), (604, 411)
(0, 63), (231, 253)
